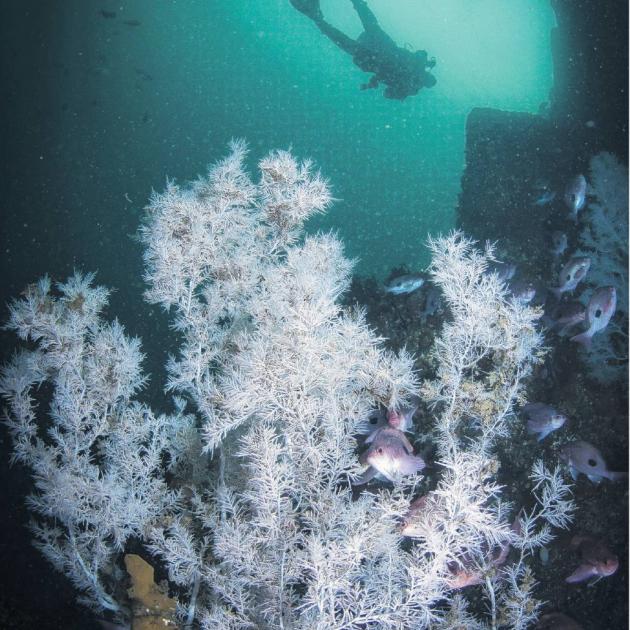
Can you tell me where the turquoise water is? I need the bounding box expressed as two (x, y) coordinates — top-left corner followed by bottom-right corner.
(44, 0), (555, 279)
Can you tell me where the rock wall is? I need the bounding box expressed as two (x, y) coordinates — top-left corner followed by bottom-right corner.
(456, 6), (628, 628)
(458, 0), (628, 242)
(458, 108), (561, 260)
(549, 0), (628, 160)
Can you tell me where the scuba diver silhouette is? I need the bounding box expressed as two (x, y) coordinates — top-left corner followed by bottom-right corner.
(290, 0), (436, 100)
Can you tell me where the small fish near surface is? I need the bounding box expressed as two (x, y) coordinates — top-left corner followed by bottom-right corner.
(559, 440), (627, 483)
(550, 256), (590, 299)
(522, 402), (567, 441)
(570, 286), (616, 348)
(384, 272), (426, 295)
(564, 174), (587, 222)
(99, 9), (116, 19)
(355, 426), (425, 484)
(565, 535), (618, 584)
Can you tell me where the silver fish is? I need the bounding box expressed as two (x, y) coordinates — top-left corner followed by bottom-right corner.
(400, 493), (434, 537)
(549, 301), (586, 336)
(559, 440), (626, 483)
(384, 273), (425, 295)
(386, 395), (420, 432)
(533, 179), (556, 206)
(565, 535), (618, 584)
(535, 189), (557, 206)
(360, 407), (388, 434)
(446, 512), (522, 589)
(550, 231), (568, 257)
(509, 279), (537, 303)
(357, 426), (425, 483)
(522, 402), (567, 441)
(564, 174), (587, 222)
(551, 256), (590, 298)
(420, 285), (442, 321)
(570, 286), (616, 347)
(487, 261), (517, 283)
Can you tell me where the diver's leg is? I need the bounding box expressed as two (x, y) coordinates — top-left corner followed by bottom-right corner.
(291, 0), (360, 55)
(350, 0), (380, 33)
(289, 0), (322, 21)
(315, 19), (360, 56)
